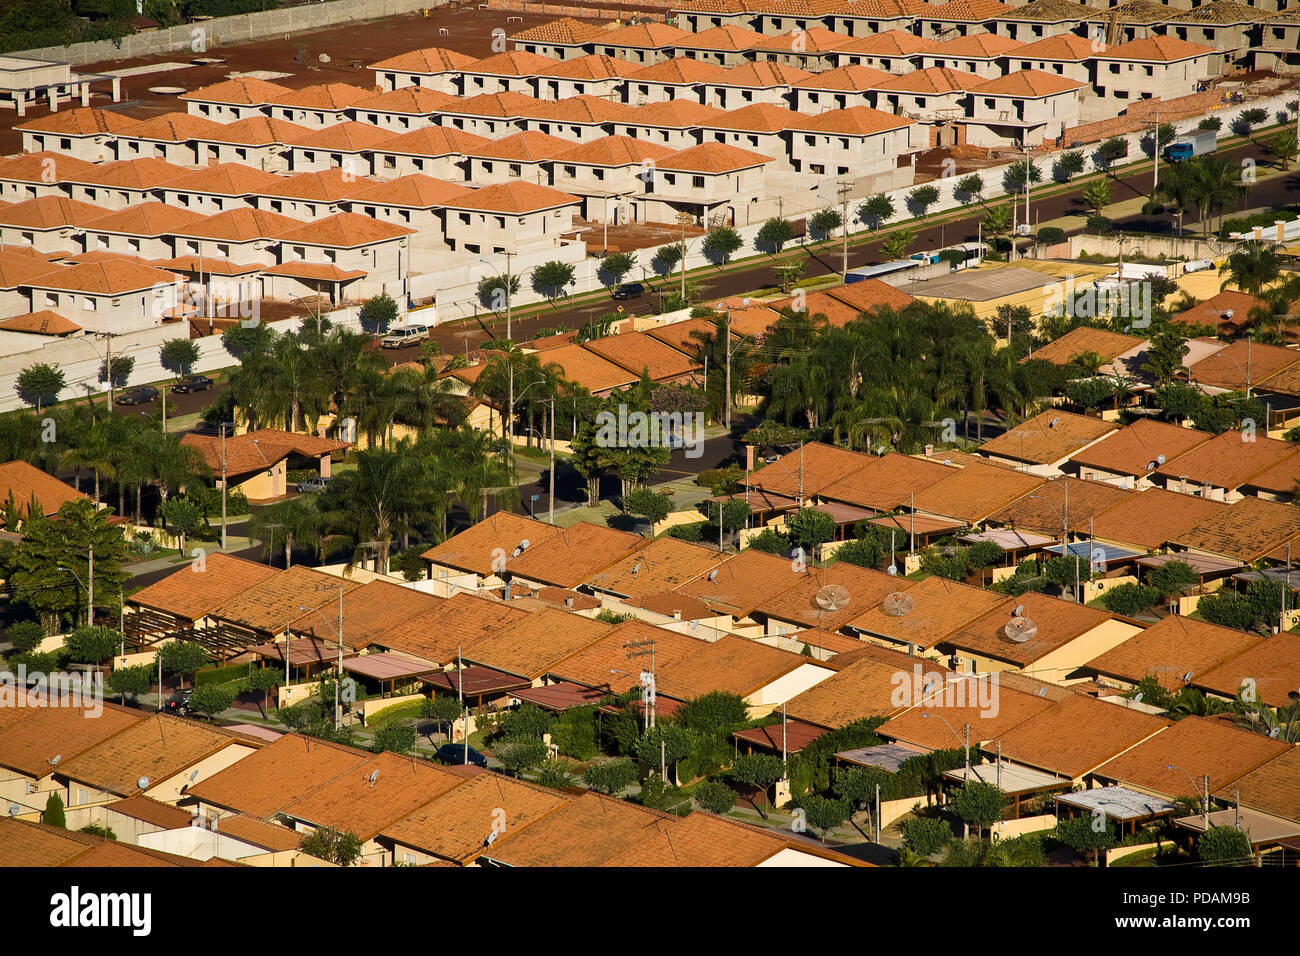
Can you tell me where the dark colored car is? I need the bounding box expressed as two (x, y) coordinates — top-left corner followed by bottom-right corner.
(116, 385), (159, 405)
(434, 743), (487, 767)
(610, 283), (644, 300)
(172, 374), (214, 394)
(166, 689), (193, 717)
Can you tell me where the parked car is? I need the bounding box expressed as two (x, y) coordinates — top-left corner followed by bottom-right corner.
(165, 689), (193, 717)
(172, 374), (214, 394)
(116, 385), (159, 405)
(610, 282), (644, 300)
(380, 324), (428, 349)
(434, 743), (487, 767)
(296, 476), (332, 493)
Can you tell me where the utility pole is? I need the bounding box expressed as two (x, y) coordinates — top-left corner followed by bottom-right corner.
(219, 422), (229, 551)
(96, 331), (115, 412)
(548, 399), (556, 525)
(1023, 141), (1031, 237)
(505, 249), (513, 342)
(334, 585), (344, 731)
(624, 638), (656, 729)
(676, 211), (691, 305)
(87, 541), (94, 629)
(724, 308), (732, 432)
(1152, 110), (1160, 192)
(837, 178), (852, 281)
(458, 644), (468, 765)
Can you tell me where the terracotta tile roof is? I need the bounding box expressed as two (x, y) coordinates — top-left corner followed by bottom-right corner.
(485, 792), (665, 866)
(444, 180), (581, 214)
(849, 575), (1011, 650)
(1071, 419), (1213, 479)
(0, 459), (87, 517)
(625, 57), (726, 85)
(466, 50), (563, 77)
(1194, 632), (1300, 709)
(421, 512), (562, 577)
(117, 111), (225, 142)
(792, 104), (913, 135)
(369, 46), (479, 73)
(103, 795), (194, 830)
(197, 115), (313, 146)
(0, 704), (142, 778)
(270, 83), (376, 111)
(1088, 486), (1227, 551)
(188, 733), (370, 817)
(27, 258), (178, 295)
(929, 33), (1024, 58)
(83, 201), (201, 236)
(981, 408), (1117, 466)
(625, 99), (727, 129)
(927, 0), (1015, 19)
(535, 53), (639, 79)
(752, 26), (856, 53)
(1214, 748), (1300, 824)
(208, 564), (364, 634)
(462, 606), (612, 679)
(994, 694), (1169, 778)
(600, 22), (694, 49)
(0, 309), (79, 334)
(942, 590), (1116, 667)
(675, 548), (801, 617)
(1188, 340), (1300, 391)
(820, 451), (954, 511)
(748, 441), (863, 499)
(873, 66), (985, 94)
(785, 627), (870, 657)
(212, 814), (303, 851)
(972, 68), (1085, 97)
(468, 129), (574, 162)
(1153, 429), (1298, 492)
(347, 173), (469, 208)
(382, 772), (569, 862)
(179, 76), (292, 105)
(506, 521), (649, 589)
(819, 277), (914, 315)
(794, 63), (892, 92)
(1240, 453), (1300, 496)
(288, 120), (396, 152)
(128, 552), (280, 621)
(378, 124), (492, 157)
(0, 819), (172, 867)
(550, 620), (706, 693)
(277, 210), (414, 247)
(1005, 0), (1098, 22)
(0, 195), (111, 229)
(551, 134), (677, 168)
(73, 156), (192, 190)
(182, 428), (347, 477)
(688, 23), (768, 51)
(177, 206), (302, 241)
(989, 475), (1132, 536)
(645, 316), (730, 356)
(659, 140), (774, 173)
(630, 592), (717, 622)
(605, 811), (817, 867)
(529, 94), (637, 126)
(787, 656), (942, 728)
(376, 592), (531, 664)
(0, 151), (98, 184)
(1100, 36), (1216, 62)
(450, 90), (543, 119)
(14, 107), (137, 136)
(658, 634), (815, 700)
(283, 750), (466, 839)
(57, 714), (240, 797)
(527, 340), (638, 392)
(1175, 495), (1300, 562)
(707, 102), (810, 133)
(704, 61), (813, 88)
(288, 579), (443, 649)
(263, 168), (378, 203)
(1009, 33), (1103, 61)
(352, 86), (458, 114)
(1093, 715), (1289, 797)
(876, 676), (1052, 748)
(836, 29), (933, 57)
(509, 16), (609, 45)
(834, 0), (928, 16)
(1087, 614), (1262, 692)
(582, 329), (701, 380)
(759, 563), (901, 630)
(908, 460), (1042, 522)
(160, 162), (284, 197)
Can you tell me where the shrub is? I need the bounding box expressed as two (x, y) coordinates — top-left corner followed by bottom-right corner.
(372, 722), (417, 754)
(1037, 226), (1065, 246)
(901, 816), (953, 857)
(1099, 582), (1161, 616)
(6, 620), (46, 654)
(694, 778), (736, 814)
(1198, 825), (1252, 866)
(583, 758), (639, 795)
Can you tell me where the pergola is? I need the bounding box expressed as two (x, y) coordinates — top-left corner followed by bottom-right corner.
(1055, 785), (1178, 837)
(513, 682), (608, 713)
(342, 653), (438, 698)
(421, 666), (531, 710)
(944, 762), (1071, 819)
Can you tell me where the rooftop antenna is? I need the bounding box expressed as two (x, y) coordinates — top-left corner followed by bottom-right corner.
(367, 769), (379, 788)
(880, 591), (914, 617)
(48, 755), (61, 767)
(1049, 417), (1060, 429)
(1004, 605), (1038, 643)
(136, 775), (150, 791)
(707, 568), (719, 582)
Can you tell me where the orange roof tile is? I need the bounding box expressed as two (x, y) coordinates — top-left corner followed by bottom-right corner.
(178, 206), (302, 241)
(0, 195), (110, 229)
(287, 578), (443, 649)
(1010, 33), (1103, 61)
(181, 427), (347, 476)
(0, 309), (79, 334)
(1175, 495), (1300, 562)
(83, 201), (201, 236)
(1212, 748), (1300, 824)
(1194, 631), (1300, 709)
(270, 83), (376, 111)
(369, 46), (479, 73)
(27, 258), (177, 294)
(707, 102), (810, 133)
(551, 134), (677, 168)
(849, 575), (1010, 650)
(375, 592), (531, 664)
(993, 694), (1168, 779)
(1087, 614), (1261, 691)
(179, 76), (292, 105)
(421, 512), (562, 576)
(943, 590), (1116, 667)
(1101, 35), (1217, 62)
(484, 792), (665, 866)
(347, 173), (469, 208)
(660, 634), (816, 700)
(910, 460), (1043, 522)
(535, 53), (638, 79)
(160, 162), (284, 196)
(449, 90), (543, 118)
(657, 141), (773, 172)
(463, 606), (613, 679)
(582, 329), (701, 380)
(876, 675), (1053, 748)
(874, 66), (985, 93)
(188, 733), (370, 817)
(0, 151), (98, 184)
(981, 408), (1117, 466)
(117, 111), (225, 141)
(836, 29), (933, 57)
(600, 22), (694, 49)
(128, 552), (280, 621)
(747, 441), (863, 499)
(759, 562), (902, 630)
(785, 657), (932, 727)
(0, 704), (142, 778)
(794, 63), (892, 92)
(689, 24), (768, 51)
(468, 129), (574, 161)
(972, 68), (1085, 96)
(1153, 429), (1298, 492)
(523, 94), (634, 125)
(625, 57), (726, 85)
(1071, 418), (1213, 478)
(505, 521), (649, 589)
(57, 714), (239, 797)
(277, 210), (414, 247)
(207, 564), (364, 635)
(509, 16), (609, 46)
(197, 115), (313, 146)
(14, 107), (137, 136)
(445, 180), (580, 214)
(705, 61), (813, 88)
(351, 86), (458, 114)
(1088, 486), (1227, 550)
(988, 475), (1132, 536)
(929, 32), (1025, 58)
(792, 104), (913, 135)
(288, 120), (396, 152)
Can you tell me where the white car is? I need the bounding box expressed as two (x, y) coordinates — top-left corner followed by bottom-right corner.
(380, 325), (428, 348)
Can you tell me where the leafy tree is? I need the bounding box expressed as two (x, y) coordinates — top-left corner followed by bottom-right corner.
(676, 691), (748, 737)
(499, 702), (552, 740)
(1218, 240), (1280, 298)
(498, 738), (548, 777)
(420, 694), (462, 739)
(189, 683), (235, 719)
(161, 496), (204, 555)
(1054, 150), (1085, 182)
(476, 272), (521, 315)
(1064, 376), (1114, 411)
(1148, 560), (1197, 597)
(858, 193), (895, 231)
(7, 620), (46, 654)
(901, 816), (953, 857)
(981, 203), (1011, 250)
(98, 355), (135, 390)
(532, 260), (577, 305)
(244, 667), (281, 718)
(799, 794), (850, 841)
(1198, 825), (1252, 866)
(300, 827), (361, 866)
(810, 207), (843, 240)
(695, 778), (736, 814)
(1003, 157), (1041, 193)
(159, 641), (207, 689)
(1141, 123), (1176, 158)
(1197, 116), (1222, 132)
(954, 174), (983, 202)
(636, 723), (695, 782)
(65, 626), (119, 664)
(729, 752), (785, 817)
(1037, 226), (1065, 246)
(1141, 327), (1190, 387)
(950, 782), (1004, 839)
(1274, 129), (1297, 170)
(757, 216), (795, 252)
(549, 705), (599, 760)
(599, 252), (637, 287)
(43, 793), (66, 828)
(624, 487), (672, 537)
(106, 664), (153, 705)
(358, 292), (399, 333)
(15, 363), (66, 411)
(1095, 137), (1128, 170)
(786, 507), (837, 550)
(583, 758), (639, 795)
(372, 722), (418, 754)
(1056, 814), (1117, 864)
(1099, 583), (1161, 616)
(702, 226), (743, 264)
(159, 338), (200, 378)
(534, 759), (572, 789)
(907, 184), (940, 218)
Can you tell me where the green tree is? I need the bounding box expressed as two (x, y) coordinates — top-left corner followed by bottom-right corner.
(419, 694), (462, 739)
(1056, 814), (1116, 864)
(1053, 150), (1084, 182)
(702, 226), (743, 264)
(372, 722), (418, 754)
(906, 184), (940, 218)
(624, 487), (671, 536)
(880, 227), (917, 260)
(532, 260), (576, 305)
(159, 338), (200, 378)
(955, 174), (984, 202)
(15, 363), (66, 411)
(499, 702), (553, 740)
(498, 738), (548, 777)
(695, 778), (736, 814)
(43, 792), (66, 828)
(811, 206), (843, 240)
(1274, 129), (1298, 171)
(161, 496), (204, 555)
(1198, 825), (1252, 866)
(1095, 137), (1128, 170)
(799, 794), (850, 841)
(950, 782), (1004, 839)
(786, 507), (837, 550)
(1218, 240), (1281, 298)
(858, 193), (895, 231)
(1082, 177), (1113, 216)
(599, 252), (637, 288)
(244, 667), (281, 719)
(300, 827), (361, 866)
(729, 752), (785, 818)
(189, 683), (235, 719)
(358, 292), (399, 334)
(676, 691), (748, 737)
(1004, 157), (1041, 194)
(65, 626), (119, 664)
(1099, 583), (1161, 616)
(635, 723), (694, 782)
(757, 216), (795, 252)
(98, 355), (135, 390)
(6, 621), (45, 654)
(476, 272), (521, 315)
(772, 256), (808, 292)
(900, 816), (953, 857)
(981, 203), (1011, 250)
(159, 641), (207, 689)
(1148, 560), (1197, 597)
(583, 758), (639, 795)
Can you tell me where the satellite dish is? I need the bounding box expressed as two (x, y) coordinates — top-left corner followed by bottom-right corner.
(1146, 460), (1158, 472)
(189, 770), (199, 783)
(512, 539), (530, 558)
(1004, 617), (1038, 643)
(1049, 417), (1061, 428)
(485, 830), (498, 846)
(707, 568), (719, 582)
(887, 564), (898, 576)
(1225, 309), (1234, 320)
(48, 755), (61, 767)
(137, 776), (150, 790)
(814, 584), (850, 612)
(1182, 671), (1193, 683)
(881, 591), (914, 617)
(1157, 454), (1166, 465)
(7, 804), (20, 816)
(942, 459), (952, 466)
(1134, 692), (1144, 704)
(631, 562), (642, 577)
(1013, 605), (1025, 618)
(367, 769), (379, 787)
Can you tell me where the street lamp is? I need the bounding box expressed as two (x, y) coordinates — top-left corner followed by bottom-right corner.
(300, 583), (346, 730)
(57, 564), (91, 628)
(478, 253), (517, 342)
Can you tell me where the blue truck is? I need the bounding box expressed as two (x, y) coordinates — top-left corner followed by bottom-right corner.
(1164, 129), (1216, 163)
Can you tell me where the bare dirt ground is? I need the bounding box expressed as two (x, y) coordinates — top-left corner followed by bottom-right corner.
(572, 217), (706, 254)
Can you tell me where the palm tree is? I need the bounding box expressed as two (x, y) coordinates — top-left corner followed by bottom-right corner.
(768, 354), (831, 430)
(266, 333), (329, 433)
(1219, 240), (1281, 298)
(1275, 129), (1298, 171)
(981, 204), (1011, 253)
(315, 440), (426, 574)
(1081, 178), (1112, 217)
(958, 339), (994, 442)
(249, 496), (319, 568)
(1187, 154), (1241, 238)
(61, 416), (116, 504)
(880, 227), (917, 260)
